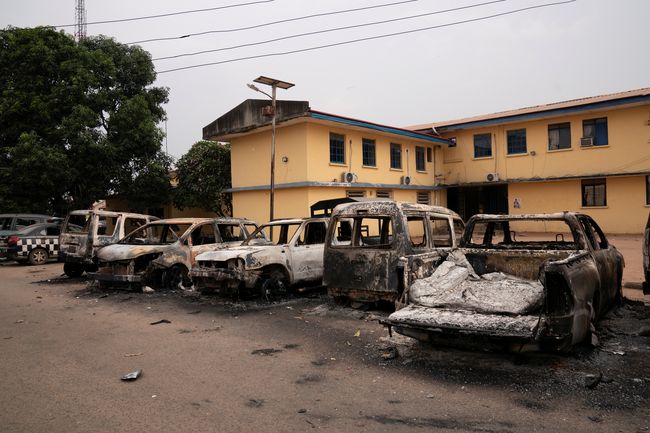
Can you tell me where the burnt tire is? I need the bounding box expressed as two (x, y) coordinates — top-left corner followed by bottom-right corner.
(591, 289), (602, 322)
(63, 262), (84, 278)
(162, 265), (191, 290)
(28, 248), (49, 265)
(260, 270), (287, 302)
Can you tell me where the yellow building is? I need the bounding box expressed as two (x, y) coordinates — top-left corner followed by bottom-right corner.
(411, 88), (650, 233)
(203, 100), (452, 225)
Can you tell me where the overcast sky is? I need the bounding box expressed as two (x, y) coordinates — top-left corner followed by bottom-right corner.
(2, 0), (649, 158)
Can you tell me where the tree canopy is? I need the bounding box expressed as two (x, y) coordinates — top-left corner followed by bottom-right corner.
(0, 26), (171, 215)
(174, 140), (232, 216)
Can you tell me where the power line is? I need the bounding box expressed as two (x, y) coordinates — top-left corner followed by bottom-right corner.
(54, 0), (274, 28)
(156, 0), (576, 74)
(153, 0), (507, 62)
(128, 0), (419, 45)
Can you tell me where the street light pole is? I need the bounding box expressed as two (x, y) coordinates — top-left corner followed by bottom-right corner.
(247, 76), (294, 222)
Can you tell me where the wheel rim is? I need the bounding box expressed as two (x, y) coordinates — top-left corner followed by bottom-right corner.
(31, 249), (47, 265)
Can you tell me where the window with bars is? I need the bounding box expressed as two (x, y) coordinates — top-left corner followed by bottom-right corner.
(507, 129), (527, 155)
(376, 190), (391, 199)
(582, 178), (606, 207)
(362, 138), (376, 167)
(329, 133), (345, 164)
(415, 146), (426, 171)
(548, 123), (571, 150)
(390, 143), (402, 169)
(427, 147), (432, 162)
(473, 133), (492, 158)
(416, 192), (430, 205)
(582, 118), (608, 146)
(346, 190), (365, 198)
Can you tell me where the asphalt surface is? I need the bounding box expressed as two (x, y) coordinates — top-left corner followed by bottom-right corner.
(1, 261), (649, 433)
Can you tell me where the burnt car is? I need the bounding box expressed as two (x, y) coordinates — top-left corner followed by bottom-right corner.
(2, 222), (79, 265)
(642, 215), (650, 295)
(91, 218), (258, 289)
(59, 210), (158, 277)
(383, 212), (624, 351)
(324, 201), (464, 303)
(191, 217), (328, 297)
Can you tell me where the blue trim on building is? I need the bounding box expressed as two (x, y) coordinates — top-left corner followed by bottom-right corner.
(437, 95), (650, 131)
(309, 111), (451, 145)
(225, 181), (440, 193)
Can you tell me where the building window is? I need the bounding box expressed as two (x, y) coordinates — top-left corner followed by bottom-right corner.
(582, 118), (608, 146)
(416, 191), (430, 205)
(646, 176), (650, 205)
(507, 129), (527, 155)
(415, 146), (426, 171)
(548, 122), (571, 150)
(473, 133), (492, 158)
(582, 178), (606, 207)
(390, 143), (402, 169)
(362, 138), (376, 167)
(346, 190), (365, 198)
(329, 133), (345, 164)
(376, 190), (391, 199)
(426, 147), (433, 162)
(448, 137), (457, 148)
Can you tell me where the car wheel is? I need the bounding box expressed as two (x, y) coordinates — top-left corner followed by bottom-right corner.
(64, 262), (84, 278)
(163, 265), (191, 290)
(28, 248), (49, 265)
(260, 269), (287, 302)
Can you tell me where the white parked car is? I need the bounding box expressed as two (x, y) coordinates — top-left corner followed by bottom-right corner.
(191, 217), (329, 298)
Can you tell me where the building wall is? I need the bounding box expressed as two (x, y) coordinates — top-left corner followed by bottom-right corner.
(229, 119), (443, 224)
(439, 102), (650, 233)
(507, 176), (648, 233)
(441, 104), (650, 185)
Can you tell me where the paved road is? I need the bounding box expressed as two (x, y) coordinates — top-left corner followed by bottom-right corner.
(1, 262), (648, 433)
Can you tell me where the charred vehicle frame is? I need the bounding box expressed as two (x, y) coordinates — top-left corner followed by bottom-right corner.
(190, 217), (329, 298)
(91, 218), (258, 289)
(383, 212), (624, 351)
(323, 201), (464, 303)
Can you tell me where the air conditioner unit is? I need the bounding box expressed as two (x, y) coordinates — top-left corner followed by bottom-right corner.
(486, 172), (500, 182)
(401, 175), (412, 185)
(342, 172), (357, 183)
(580, 137), (594, 147)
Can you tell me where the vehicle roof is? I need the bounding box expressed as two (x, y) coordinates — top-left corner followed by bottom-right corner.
(332, 200), (461, 218)
(262, 217), (328, 225)
(0, 213), (51, 218)
(144, 217), (255, 225)
(67, 209), (157, 218)
(468, 212), (580, 221)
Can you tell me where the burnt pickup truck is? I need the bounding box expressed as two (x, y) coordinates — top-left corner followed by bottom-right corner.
(324, 201), (464, 303)
(190, 217), (328, 298)
(383, 213), (624, 350)
(91, 218), (258, 289)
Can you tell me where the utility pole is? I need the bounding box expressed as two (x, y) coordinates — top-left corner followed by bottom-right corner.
(75, 0), (87, 41)
(246, 76), (295, 223)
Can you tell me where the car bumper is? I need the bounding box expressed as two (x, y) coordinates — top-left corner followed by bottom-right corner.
(89, 272), (142, 283)
(190, 267), (259, 290)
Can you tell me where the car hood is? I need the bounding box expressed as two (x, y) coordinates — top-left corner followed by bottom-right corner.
(97, 243), (172, 262)
(196, 245), (278, 262)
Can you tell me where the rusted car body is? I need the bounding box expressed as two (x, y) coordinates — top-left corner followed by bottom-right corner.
(383, 213), (624, 350)
(59, 210), (157, 277)
(323, 201), (464, 303)
(642, 215), (650, 295)
(91, 218), (258, 289)
(191, 217), (329, 296)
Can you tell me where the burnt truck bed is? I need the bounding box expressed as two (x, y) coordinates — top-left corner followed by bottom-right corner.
(383, 213), (624, 350)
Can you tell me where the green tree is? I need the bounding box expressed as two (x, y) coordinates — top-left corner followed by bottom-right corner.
(174, 140), (232, 216)
(0, 26), (171, 215)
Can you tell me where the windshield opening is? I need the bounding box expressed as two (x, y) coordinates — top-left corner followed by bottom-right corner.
(122, 223), (191, 245)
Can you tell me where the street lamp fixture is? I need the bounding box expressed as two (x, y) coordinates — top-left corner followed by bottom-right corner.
(247, 75), (295, 223)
